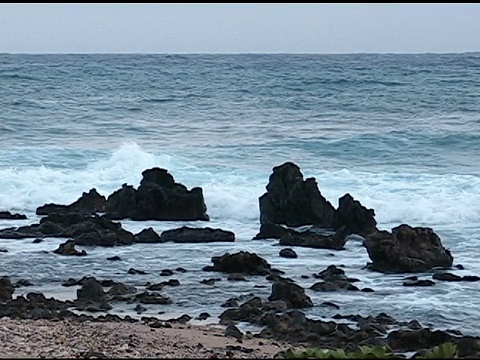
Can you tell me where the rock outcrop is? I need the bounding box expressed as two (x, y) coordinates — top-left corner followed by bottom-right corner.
(36, 189), (106, 216)
(104, 168), (209, 221)
(332, 193), (377, 237)
(259, 162), (335, 227)
(363, 224), (454, 273)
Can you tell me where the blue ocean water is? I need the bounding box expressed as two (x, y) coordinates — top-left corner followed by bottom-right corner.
(1, 53), (480, 334)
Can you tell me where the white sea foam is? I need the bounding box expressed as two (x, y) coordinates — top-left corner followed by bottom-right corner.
(1, 143), (479, 235)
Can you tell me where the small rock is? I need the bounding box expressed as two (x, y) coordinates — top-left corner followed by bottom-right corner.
(227, 273), (246, 281)
(134, 304), (147, 314)
(107, 256), (122, 261)
(128, 268), (148, 275)
(225, 323), (243, 339)
(321, 301), (340, 309)
(200, 278), (217, 285)
(402, 280), (435, 287)
(160, 269), (174, 276)
(462, 275), (480, 282)
(279, 248), (297, 259)
(196, 312), (211, 321)
(407, 319), (422, 330)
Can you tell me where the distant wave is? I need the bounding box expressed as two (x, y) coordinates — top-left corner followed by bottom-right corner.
(0, 73), (40, 81)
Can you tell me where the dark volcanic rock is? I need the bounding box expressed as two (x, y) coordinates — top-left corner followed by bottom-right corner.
(253, 223), (295, 240)
(160, 269), (174, 276)
(133, 227), (163, 243)
(225, 323), (243, 339)
(160, 226), (235, 243)
(387, 328), (454, 352)
(227, 273), (246, 281)
(14, 279), (33, 288)
(53, 240), (87, 256)
(36, 188), (106, 216)
(135, 291), (172, 305)
(279, 248), (297, 258)
(462, 275), (480, 282)
(279, 229), (346, 250)
(0, 211), (27, 220)
(363, 224), (453, 273)
(107, 283), (137, 297)
(60, 215), (133, 246)
(200, 278), (219, 285)
(0, 213), (134, 247)
(104, 168), (209, 221)
(315, 265), (348, 282)
(104, 184), (137, 220)
(403, 279), (435, 287)
(268, 280), (313, 308)
(259, 162), (336, 227)
(75, 278), (111, 311)
(0, 276), (14, 302)
(196, 312), (211, 321)
(210, 251), (272, 275)
(309, 265), (360, 292)
(106, 256), (121, 261)
(432, 272), (462, 282)
(128, 268), (148, 275)
(332, 193), (377, 236)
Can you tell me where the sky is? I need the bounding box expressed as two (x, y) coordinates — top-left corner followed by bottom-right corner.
(1, 3), (479, 54)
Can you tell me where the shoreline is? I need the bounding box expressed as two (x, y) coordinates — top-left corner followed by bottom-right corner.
(0, 317), (294, 359)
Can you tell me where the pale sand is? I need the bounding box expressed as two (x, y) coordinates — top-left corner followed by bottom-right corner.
(0, 318), (296, 358)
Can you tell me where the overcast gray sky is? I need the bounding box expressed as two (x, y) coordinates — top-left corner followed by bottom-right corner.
(1, 3), (479, 54)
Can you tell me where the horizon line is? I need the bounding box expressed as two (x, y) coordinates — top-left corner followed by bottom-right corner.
(1, 50), (480, 56)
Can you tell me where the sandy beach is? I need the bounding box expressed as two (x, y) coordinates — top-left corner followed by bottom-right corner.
(0, 318), (294, 358)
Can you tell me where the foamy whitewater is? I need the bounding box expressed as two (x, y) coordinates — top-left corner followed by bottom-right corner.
(1, 53), (480, 334)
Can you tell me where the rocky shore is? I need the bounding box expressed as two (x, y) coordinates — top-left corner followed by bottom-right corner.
(0, 318), (293, 358)
(1, 163), (479, 358)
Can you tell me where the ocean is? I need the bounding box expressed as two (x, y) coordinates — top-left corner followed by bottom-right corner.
(1, 53), (479, 334)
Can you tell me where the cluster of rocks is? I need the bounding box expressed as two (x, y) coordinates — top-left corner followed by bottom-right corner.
(253, 162), (455, 274)
(36, 168), (209, 221)
(0, 214), (234, 248)
(0, 162), (457, 274)
(0, 162), (474, 357)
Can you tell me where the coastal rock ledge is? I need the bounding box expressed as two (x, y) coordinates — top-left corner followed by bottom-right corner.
(363, 224), (454, 273)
